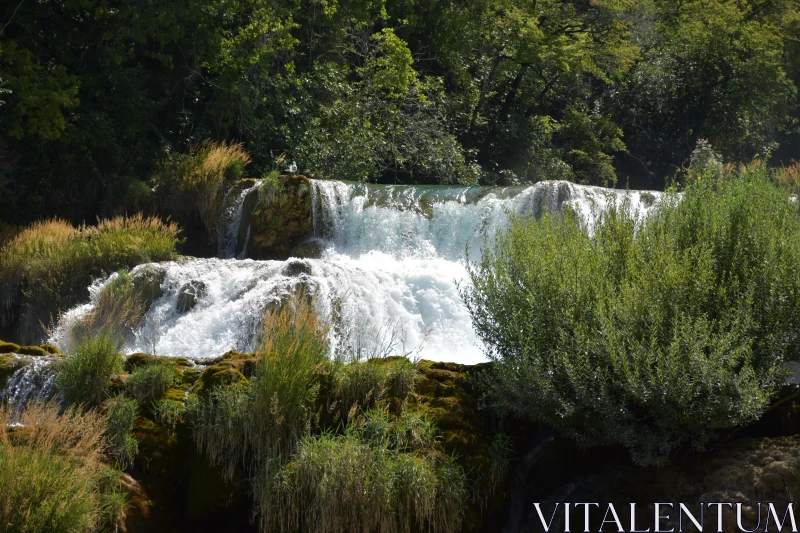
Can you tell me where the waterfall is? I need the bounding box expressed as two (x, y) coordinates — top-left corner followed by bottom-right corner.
(217, 181), (261, 259)
(1, 356), (58, 407)
(51, 180), (663, 365)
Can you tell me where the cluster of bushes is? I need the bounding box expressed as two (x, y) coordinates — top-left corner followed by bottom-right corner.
(0, 215), (179, 343)
(465, 164), (800, 465)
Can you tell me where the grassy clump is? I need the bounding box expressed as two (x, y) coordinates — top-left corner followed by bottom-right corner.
(57, 334), (124, 407)
(0, 215), (179, 343)
(75, 270), (148, 342)
(153, 140), (251, 238)
(153, 399), (185, 435)
(0, 402), (128, 533)
(105, 395), (140, 469)
(189, 295), (463, 532)
(272, 409), (466, 533)
(464, 165), (800, 466)
(126, 360), (177, 403)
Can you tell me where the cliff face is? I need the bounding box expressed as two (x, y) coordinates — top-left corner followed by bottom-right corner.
(246, 175), (314, 260)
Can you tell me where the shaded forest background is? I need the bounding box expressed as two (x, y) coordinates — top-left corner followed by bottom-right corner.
(1, 0), (799, 224)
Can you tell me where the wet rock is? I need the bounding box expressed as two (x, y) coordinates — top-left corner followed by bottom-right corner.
(247, 175), (314, 260)
(282, 259), (312, 277)
(289, 238), (326, 259)
(132, 265), (166, 306)
(176, 281), (206, 313)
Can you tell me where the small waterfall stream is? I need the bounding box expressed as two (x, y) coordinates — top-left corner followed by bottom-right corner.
(217, 181), (261, 258)
(46, 180), (663, 364)
(1, 356), (58, 407)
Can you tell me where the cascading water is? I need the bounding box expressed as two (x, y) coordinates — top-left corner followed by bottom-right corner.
(217, 180), (261, 258)
(50, 180), (663, 364)
(1, 356), (58, 407)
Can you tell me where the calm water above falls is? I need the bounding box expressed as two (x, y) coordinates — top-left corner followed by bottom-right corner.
(50, 180), (663, 365)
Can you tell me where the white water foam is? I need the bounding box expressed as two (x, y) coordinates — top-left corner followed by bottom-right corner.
(50, 180), (663, 364)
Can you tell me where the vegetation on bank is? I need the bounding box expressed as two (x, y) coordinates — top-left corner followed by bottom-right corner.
(464, 163), (800, 466)
(0, 402), (127, 533)
(2, 0), (799, 223)
(188, 295), (468, 532)
(0, 215), (180, 343)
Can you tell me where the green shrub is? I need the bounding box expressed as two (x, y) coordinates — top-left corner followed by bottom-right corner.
(190, 294), (328, 481)
(464, 167), (800, 466)
(0, 215), (179, 343)
(57, 334), (124, 407)
(126, 361), (177, 402)
(0, 402), (125, 533)
(105, 395), (140, 469)
(189, 296), (463, 532)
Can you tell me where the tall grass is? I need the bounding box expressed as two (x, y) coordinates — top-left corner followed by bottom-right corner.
(105, 395), (140, 469)
(271, 409), (466, 533)
(57, 334), (124, 407)
(0, 402), (127, 533)
(0, 215), (179, 343)
(190, 294), (327, 481)
(125, 360), (177, 402)
(464, 165), (800, 466)
(189, 295), (462, 532)
(153, 140), (251, 237)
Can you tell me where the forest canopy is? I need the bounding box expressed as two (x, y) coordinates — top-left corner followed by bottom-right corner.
(1, 0), (799, 223)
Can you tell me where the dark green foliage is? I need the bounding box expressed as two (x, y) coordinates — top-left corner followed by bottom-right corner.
(464, 167), (800, 465)
(57, 334), (124, 407)
(105, 395), (140, 469)
(2, 0), (798, 223)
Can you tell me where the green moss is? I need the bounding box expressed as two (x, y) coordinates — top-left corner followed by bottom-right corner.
(124, 353), (155, 372)
(164, 387), (189, 403)
(39, 343), (62, 354)
(193, 363), (247, 395)
(0, 354), (29, 389)
(17, 345), (48, 356)
(0, 341), (21, 353)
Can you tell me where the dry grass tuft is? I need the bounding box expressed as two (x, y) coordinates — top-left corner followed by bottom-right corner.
(154, 139), (251, 238)
(0, 215), (179, 343)
(0, 401), (128, 533)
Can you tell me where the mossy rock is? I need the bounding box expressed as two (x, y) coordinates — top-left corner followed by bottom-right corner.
(194, 363), (247, 395)
(247, 175), (314, 260)
(40, 343), (62, 354)
(0, 341), (21, 353)
(131, 265), (166, 306)
(0, 354), (29, 389)
(17, 345), (48, 356)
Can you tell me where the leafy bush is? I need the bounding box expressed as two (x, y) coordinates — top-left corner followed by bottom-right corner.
(0, 215), (179, 343)
(126, 361), (177, 402)
(464, 167), (800, 466)
(0, 402), (127, 533)
(153, 140), (251, 237)
(105, 395), (140, 469)
(57, 334), (124, 407)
